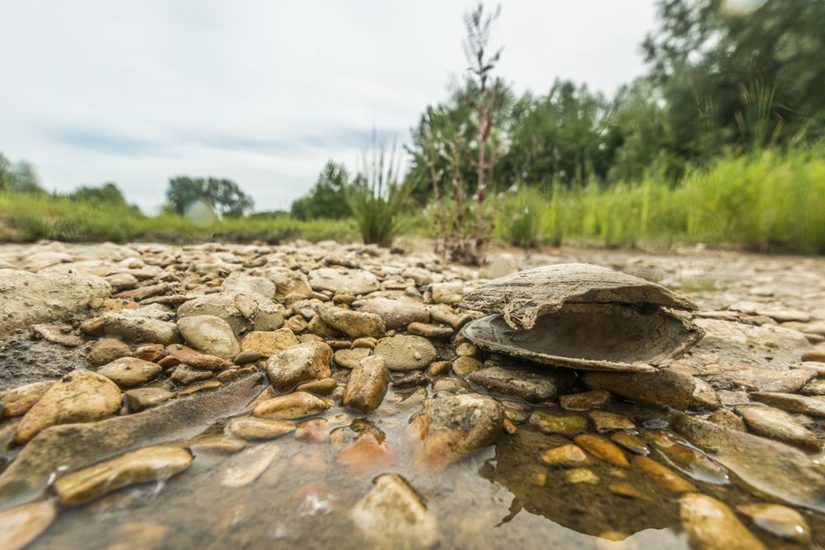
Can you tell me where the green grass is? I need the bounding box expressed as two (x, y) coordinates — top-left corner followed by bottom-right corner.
(493, 146), (825, 254)
(0, 193), (356, 244)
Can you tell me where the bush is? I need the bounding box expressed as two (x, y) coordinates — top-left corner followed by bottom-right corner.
(496, 186), (546, 248)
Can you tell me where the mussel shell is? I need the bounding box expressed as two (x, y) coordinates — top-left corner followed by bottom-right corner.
(461, 303), (704, 373)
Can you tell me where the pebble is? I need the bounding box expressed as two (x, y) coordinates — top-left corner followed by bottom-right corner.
(318, 306), (386, 339)
(186, 433), (246, 455)
(800, 378), (825, 396)
(426, 360), (452, 377)
(87, 338), (132, 366)
(736, 502), (811, 544)
(124, 388), (175, 412)
(165, 344), (232, 371)
(176, 315), (239, 359)
(295, 377), (338, 394)
(221, 443), (280, 488)
(467, 363), (575, 402)
(333, 347), (371, 368)
(528, 411), (589, 436)
(178, 380), (221, 395)
(559, 390), (611, 411)
(226, 416), (296, 440)
(352, 336), (377, 348)
(736, 404), (821, 450)
(574, 434), (629, 468)
(588, 411), (635, 432)
(336, 432), (394, 473)
(751, 391), (825, 417)
(452, 356), (482, 376)
(706, 409), (747, 431)
(232, 349), (261, 364)
(351, 474), (438, 549)
(539, 444), (590, 467)
(407, 322), (453, 339)
(565, 467), (599, 485)
(0, 381), (55, 418)
(55, 446), (192, 506)
(342, 355), (390, 412)
(632, 455), (696, 492)
(608, 482), (650, 500)
(97, 357), (162, 388)
(170, 365), (213, 385)
(294, 418), (330, 443)
(610, 431), (649, 455)
(802, 348), (825, 363)
(15, 369), (122, 444)
(265, 341), (332, 391)
(253, 391), (332, 419)
(132, 343), (166, 363)
(32, 323), (84, 347)
(582, 369), (696, 411)
(409, 393), (503, 469)
(680, 493), (765, 550)
(392, 371), (429, 389)
(0, 500), (56, 550)
(374, 334), (437, 371)
(355, 297), (429, 330)
(102, 312), (179, 345)
(308, 267), (379, 295)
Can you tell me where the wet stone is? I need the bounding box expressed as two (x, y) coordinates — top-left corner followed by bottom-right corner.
(295, 377), (337, 394)
(588, 411), (635, 432)
(632, 455), (696, 492)
(318, 306), (385, 339)
(751, 391), (825, 417)
(0, 381), (55, 418)
(467, 363), (576, 402)
(374, 334), (437, 371)
(294, 418), (330, 443)
(566, 467), (599, 485)
(55, 446), (192, 506)
(452, 356), (481, 376)
(800, 378), (825, 396)
(0, 500), (56, 550)
(559, 390), (611, 411)
(528, 411), (588, 436)
(221, 443), (280, 488)
(736, 404), (821, 450)
(225, 416), (296, 440)
(351, 474), (438, 549)
(232, 349), (262, 365)
(680, 493), (765, 550)
(392, 371), (429, 389)
(178, 380), (221, 395)
(170, 365), (213, 385)
(253, 391), (332, 420)
(97, 357), (162, 388)
(342, 355), (390, 412)
(582, 369), (696, 410)
(15, 369), (122, 444)
(124, 388), (175, 412)
(265, 341), (332, 391)
(407, 322), (453, 339)
(736, 502), (811, 544)
(573, 434), (629, 468)
(608, 482), (650, 501)
(610, 431), (649, 455)
(132, 343), (166, 363)
(539, 443), (590, 467)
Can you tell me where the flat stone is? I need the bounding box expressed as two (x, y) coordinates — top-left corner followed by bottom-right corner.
(97, 357), (162, 388)
(333, 347), (371, 368)
(559, 390), (611, 411)
(165, 344), (231, 371)
(803, 348), (825, 363)
(178, 380), (221, 395)
(221, 443), (281, 488)
(87, 338), (132, 366)
(407, 322), (453, 339)
(690, 377), (720, 409)
(225, 416), (296, 440)
(15, 370), (122, 444)
(318, 306), (385, 338)
(170, 365), (213, 385)
(582, 369), (696, 410)
(409, 393), (503, 469)
(528, 411), (588, 436)
(0, 381), (55, 418)
(295, 377), (337, 394)
(751, 392), (825, 417)
(674, 413), (825, 512)
(132, 343), (166, 363)
(351, 474), (438, 549)
(717, 367), (815, 393)
(588, 411), (635, 432)
(736, 405), (821, 450)
(177, 315), (239, 359)
(177, 291), (283, 335)
(574, 434), (629, 468)
(680, 493), (765, 550)
(342, 355), (390, 412)
(737, 503), (811, 544)
(124, 388), (175, 412)
(102, 312), (179, 345)
(610, 432), (649, 455)
(265, 341), (332, 391)
(374, 335), (437, 371)
(355, 297), (429, 330)
(468, 364), (575, 402)
(539, 444), (590, 467)
(0, 500), (56, 550)
(54, 446), (192, 506)
(565, 468), (600, 485)
(253, 391), (332, 419)
(308, 267), (379, 295)
(633, 456), (696, 492)
(32, 324), (84, 347)
(240, 329), (298, 356)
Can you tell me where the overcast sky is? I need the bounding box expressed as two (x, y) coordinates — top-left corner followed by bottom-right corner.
(0, 0), (658, 213)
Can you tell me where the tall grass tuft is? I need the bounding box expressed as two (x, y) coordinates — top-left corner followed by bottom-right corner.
(496, 185), (545, 248)
(347, 141), (410, 247)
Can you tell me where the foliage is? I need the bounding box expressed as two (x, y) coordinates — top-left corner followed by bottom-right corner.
(164, 176), (254, 218)
(495, 185), (546, 248)
(347, 142), (410, 247)
(290, 161), (352, 220)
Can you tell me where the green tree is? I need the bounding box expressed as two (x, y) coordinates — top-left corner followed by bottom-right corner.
(9, 161), (45, 194)
(290, 161), (352, 220)
(164, 176), (254, 217)
(0, 153), (11, 191)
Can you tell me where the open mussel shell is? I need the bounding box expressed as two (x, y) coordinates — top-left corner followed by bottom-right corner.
(459, 263), (704, 373)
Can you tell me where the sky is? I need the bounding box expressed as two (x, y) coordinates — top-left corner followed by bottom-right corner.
(0, 0), (659, 213)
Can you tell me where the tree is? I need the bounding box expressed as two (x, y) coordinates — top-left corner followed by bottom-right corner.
(290, 161), (352, 220)
(0, 153), (11, 191)
(164, 176), (254, 218)
(9, 161), (45, 194)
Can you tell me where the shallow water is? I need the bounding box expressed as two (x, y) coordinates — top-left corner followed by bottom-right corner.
(16, 382), (824, 549)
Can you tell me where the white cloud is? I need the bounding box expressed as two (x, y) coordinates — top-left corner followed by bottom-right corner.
(0, 0), (657, 213)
